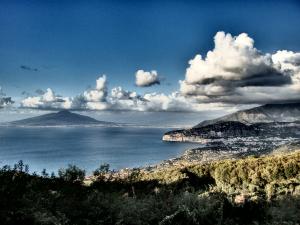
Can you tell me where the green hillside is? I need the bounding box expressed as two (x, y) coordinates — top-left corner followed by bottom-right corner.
(1, 150), (299, 225)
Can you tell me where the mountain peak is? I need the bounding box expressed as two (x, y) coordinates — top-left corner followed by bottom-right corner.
(195, 102), (300, 128)
(56, 110), (72, 115)
(9, 110), (116, 126)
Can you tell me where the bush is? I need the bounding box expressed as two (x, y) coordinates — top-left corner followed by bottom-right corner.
(58, 164), (85, 183)
(0, 151), (299, 225)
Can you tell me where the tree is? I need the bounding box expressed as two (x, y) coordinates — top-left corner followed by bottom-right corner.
(41, 168), (49, 178)
(58, 164), (85, 183)
(93, 163), (110, 180)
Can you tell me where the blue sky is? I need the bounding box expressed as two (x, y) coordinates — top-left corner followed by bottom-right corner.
(0, 0), (300, 113)
(1, 0), (300, 96)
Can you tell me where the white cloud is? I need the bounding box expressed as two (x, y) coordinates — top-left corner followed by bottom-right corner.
(272, 50), (300, 70)
(71, 75), (109, 110)
(21, 88), (71, 109)
(111, 86), (141, 100)
(20, 76), (110, 111)
(185, 32), (274, 84)
(180, 31), (300, 104)
(109, 86), (232, 112)
(19, 74), (244, 113)
(109, 86), (147, 111)
(83, 75), (107, 102)
(141, 92), (240, 112)
(43, 88), (56, 102)
(135, 70), (160, 87)
(18, 32), (300, 112)
(272, 50), (300, 90)
(85, 102), (108, 110)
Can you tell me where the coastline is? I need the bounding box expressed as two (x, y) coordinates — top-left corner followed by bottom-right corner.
(85, 140), (300, 184)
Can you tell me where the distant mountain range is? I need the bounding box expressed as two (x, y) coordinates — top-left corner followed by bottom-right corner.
(163, 102), (300, 142)
(195, 103), (300, 128)
(163, 121), (260, 142)
(8, 110), (117, 126)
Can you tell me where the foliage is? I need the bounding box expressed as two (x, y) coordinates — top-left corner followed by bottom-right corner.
(93, 163), (110, 177)
(58, 164), (86, 183)
(0, 151), (299, 225)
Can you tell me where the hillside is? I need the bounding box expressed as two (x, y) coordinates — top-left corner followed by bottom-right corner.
(9, 110), (116, 126)
(195, 102), (300, 128)
(139, 148), (300, 197)
(163, 121), (260, 142)
(1, 149), (299, 225)
(162, 103), (300, 146)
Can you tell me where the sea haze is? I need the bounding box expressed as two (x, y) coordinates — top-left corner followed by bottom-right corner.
(0, 126), (201, 174)
(0, 109), (227, 128)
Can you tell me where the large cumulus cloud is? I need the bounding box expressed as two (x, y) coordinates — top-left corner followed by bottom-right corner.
(180, 31), (299, 104)
(18, 31), (300, 112)
(135, 70), (160, 87)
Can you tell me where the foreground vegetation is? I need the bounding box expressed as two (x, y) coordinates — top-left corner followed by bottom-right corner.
(0, 150), (299, 225)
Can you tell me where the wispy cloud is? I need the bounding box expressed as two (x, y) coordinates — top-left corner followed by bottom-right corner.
(0, 87), (14, 108)
(20, 65), (38, 72)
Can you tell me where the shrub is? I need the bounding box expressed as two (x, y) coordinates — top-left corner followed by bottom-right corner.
(58, 164), (85, 183)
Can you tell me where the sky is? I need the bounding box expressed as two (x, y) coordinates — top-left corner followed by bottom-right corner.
(1, 0), (300, 117)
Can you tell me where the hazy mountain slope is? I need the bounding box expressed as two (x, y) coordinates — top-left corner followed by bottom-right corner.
(164, 121), (259, 138)
(9, 110), (116, 126)
(195, 103), (300, 128)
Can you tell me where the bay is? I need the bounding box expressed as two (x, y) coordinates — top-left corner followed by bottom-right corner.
(0, 127), (201, 174)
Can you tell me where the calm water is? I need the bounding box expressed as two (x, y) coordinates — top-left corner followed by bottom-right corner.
(0, 127), (200, 174)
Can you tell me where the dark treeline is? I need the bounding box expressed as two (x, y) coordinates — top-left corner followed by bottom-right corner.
(0, 151), (300, 225)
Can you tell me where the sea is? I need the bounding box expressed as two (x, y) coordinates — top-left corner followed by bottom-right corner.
(0, 126), (201, 174)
